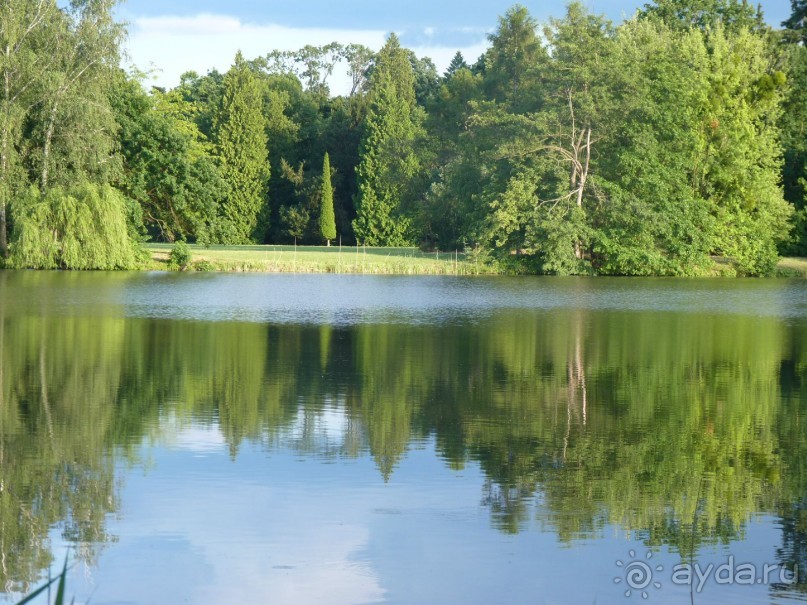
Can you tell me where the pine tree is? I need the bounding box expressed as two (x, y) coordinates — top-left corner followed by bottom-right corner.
(319, 152), (336, 245)
(783, 0), (807, 45)
(215, 51), (270, 243)
(484, 5), (543, 109)
(352, 34), (421, 246)
(444, 51), (469, 79)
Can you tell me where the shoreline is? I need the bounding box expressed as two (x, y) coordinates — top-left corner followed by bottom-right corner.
(146, 244), (807, 278)
(147, 244), (498, 276)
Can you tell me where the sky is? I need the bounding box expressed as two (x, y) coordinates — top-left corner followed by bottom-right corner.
(119, 0), (792, 95)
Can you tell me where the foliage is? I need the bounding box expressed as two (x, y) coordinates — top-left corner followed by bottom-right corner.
(112, 75), (227, 243)
(9, 184), (138, 270)
(780, 45), (807, 255)
(444, 51), (469, 79)
(783, 0), (807, 43)
(0, 0), (122, 259)
(319, 153), (337, 243)
(279, 203), (310, 243)
(168, 240), (192, 270)
(214, 52), (270, 243)
(483, 5), (545, 112)
(639, 0), (766, 31)
(0, 2), (801, 274)
(353, 34), (422, 246)
(694, 26), (792, 274)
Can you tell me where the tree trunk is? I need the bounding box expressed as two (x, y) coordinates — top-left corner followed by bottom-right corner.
(1, 61), (11, 259)
(40, 98), (59, 192)
(573, 128), (591, 260)
(0, 193), (7, 261)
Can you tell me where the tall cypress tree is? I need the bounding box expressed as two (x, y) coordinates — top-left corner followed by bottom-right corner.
(215, 51), (269, 243)
(352, 34), (420, 246)
(319, 152), (336, 245)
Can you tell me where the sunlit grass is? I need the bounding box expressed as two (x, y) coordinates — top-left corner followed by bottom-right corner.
(776, 257), (807, 277)
(146, 243), (496, 275)
(144, 244), (807, 277)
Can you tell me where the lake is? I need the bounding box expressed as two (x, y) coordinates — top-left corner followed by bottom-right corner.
(1, 271), (806, 604)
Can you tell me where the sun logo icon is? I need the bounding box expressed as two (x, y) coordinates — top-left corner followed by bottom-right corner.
(614, 550), (664, 599)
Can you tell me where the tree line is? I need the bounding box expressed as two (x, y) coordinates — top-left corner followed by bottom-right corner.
(0, 0), (805, 275)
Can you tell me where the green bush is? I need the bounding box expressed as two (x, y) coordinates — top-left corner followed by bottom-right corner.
(169, 241), (192, 271)
(192, 259), (215, 272)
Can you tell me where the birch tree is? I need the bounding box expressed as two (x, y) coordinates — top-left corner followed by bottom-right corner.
(0, 0), (56, 258)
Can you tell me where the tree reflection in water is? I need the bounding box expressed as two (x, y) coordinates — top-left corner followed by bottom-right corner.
(1, 273), (806, 595)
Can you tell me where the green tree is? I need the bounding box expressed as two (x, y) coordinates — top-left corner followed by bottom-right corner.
(783, 0), (807, 44)
(33, 0), (123, 193)
(0, 0), (59, 259)
(590, 20), (714, 275)
(276, 159), (316, 243)
(322, 94), (368, 241)
(255, 71), (317, 243)
(319, 152), (336, 245)
(417, 67), (484, 249)
(590, 20), (788, 275)
(780, 45), (807, 255)
(483, 5), (545, 112)
(112, 75), (227, 243)
(177, 69), (225, 141)
(0, 0), (123, 260)
(444, 51), (469, 79)
(215, 51), (270, 243)
(9, 183), (138, 269)
(695, 26), (791, 274)
(407, 51), (440, 106)
(352, 34), (422, 246)
(640, 0), (766, 32)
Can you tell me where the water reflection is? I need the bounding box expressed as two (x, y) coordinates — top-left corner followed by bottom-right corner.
(0, 273), (806, 602)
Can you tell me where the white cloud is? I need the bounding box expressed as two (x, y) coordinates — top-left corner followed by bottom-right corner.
(124, 14), (387, 93)
(136, 14), (244, 35)
(410, 41), (489, 75)
(123, 13), (490, 95)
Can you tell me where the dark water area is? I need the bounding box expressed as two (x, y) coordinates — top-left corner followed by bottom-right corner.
(1, 271), (806, 604)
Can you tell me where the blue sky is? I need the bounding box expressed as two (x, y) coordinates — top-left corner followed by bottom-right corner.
(120, 0), (791, 93)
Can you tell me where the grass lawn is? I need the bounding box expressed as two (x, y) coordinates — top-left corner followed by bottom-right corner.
(146, 243), (807, 277)
(776, 257), (807, 277)
(146, 243), (495, 275)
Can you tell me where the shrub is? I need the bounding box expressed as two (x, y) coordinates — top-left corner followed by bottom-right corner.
(192, 259), (215, 272)
(169, 241), (192, 271)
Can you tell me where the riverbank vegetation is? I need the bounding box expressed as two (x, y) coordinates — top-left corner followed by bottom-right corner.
(148, 243), (494, 274)
(147, 243), (807, 277)
(1, 0), (806, 275)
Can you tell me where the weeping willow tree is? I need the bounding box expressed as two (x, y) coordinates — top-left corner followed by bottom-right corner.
(9, 183), (138, 269)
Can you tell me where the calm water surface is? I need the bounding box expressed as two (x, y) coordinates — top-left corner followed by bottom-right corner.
(1, 271), (806, 604)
